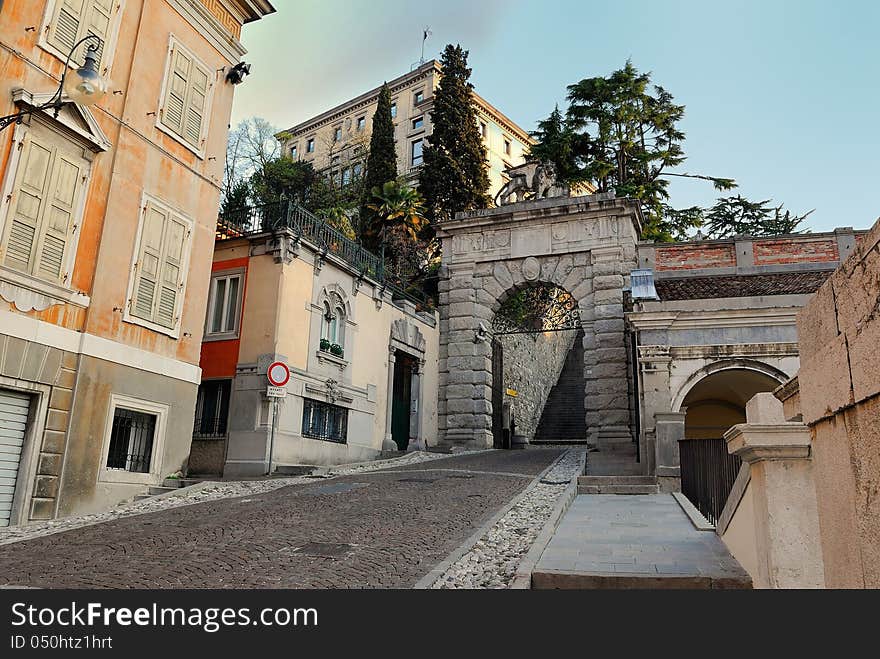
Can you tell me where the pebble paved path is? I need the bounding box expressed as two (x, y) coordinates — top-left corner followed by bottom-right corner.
(0, 448), (563, 589)
(430, 448), (585, 589)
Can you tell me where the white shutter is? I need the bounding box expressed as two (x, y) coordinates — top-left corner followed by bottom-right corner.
(156, 216), (187, 328)
(163, 46), (192, 135)
(35, 151), (82, 281)
(83, 0), (113, 68)
(0, 389), (30, 527)
(131, 202), (190, 330)
(184, 64), (209, 147)
(48, 0), (86, 56)
(2, 136), (52, 273)
(132, 204), (166, 321)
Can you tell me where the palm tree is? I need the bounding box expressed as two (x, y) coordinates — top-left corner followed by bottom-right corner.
(365, 180), (427, 244)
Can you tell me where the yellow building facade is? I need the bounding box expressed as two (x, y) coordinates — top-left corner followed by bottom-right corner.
(280, 60), (534, 198)
(0, 0), (274, 525)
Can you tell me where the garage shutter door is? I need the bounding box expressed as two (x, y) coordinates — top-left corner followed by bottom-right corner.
(0, 389), (30, 527)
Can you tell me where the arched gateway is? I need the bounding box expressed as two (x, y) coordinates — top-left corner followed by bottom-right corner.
(436, 192), (643, 449)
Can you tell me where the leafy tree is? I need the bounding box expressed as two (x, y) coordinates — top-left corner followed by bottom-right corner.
(697, 195), (813, 239)
(316, 205), (357, 240)
(533, 61), (736, 241)
(219, 179), (250, 219)
(527, 105), (581, 184)
(419, 44), (490, 226)
(360, 84), (397, 230)
(366, 180), (429, 279)
(249, 157), (316, 207)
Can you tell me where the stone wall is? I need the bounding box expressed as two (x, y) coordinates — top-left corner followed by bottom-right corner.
(796, 216), (880, 588)
(499, 330), (577, 440)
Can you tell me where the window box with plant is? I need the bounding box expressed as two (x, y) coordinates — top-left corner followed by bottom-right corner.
(329, 343), (344, 358)
(320, 338), (331, 352)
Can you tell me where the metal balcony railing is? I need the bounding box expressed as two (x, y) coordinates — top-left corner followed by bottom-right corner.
(217, 200), (433, 308)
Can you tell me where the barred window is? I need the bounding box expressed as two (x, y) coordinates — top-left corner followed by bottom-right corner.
(301, 398), (348, 444)
(106, 408), (156, 473)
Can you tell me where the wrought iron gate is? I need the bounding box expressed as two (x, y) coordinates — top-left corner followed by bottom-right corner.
(679, 438), (742, 525)
(491, 338), (504, 448)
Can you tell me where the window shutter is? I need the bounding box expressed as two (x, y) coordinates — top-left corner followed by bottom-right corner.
(132, 204), (166, 321)
(184, 65), (208, 147)
(35, 151), (82, 281)
(49, 0), (86, 56)
(2, 136), (52, 273)
(84, 0), (113, 68)
(156, 216), (187, 328)
(162, 46), (192, 136)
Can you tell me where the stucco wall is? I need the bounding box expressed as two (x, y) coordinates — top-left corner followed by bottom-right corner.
(499, 330), (576, 439)
(797, 217), (880, 588)
(720, 481), (759, 584)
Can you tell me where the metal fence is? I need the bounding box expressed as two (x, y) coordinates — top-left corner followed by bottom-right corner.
(217, 200), (432, 308)
(679, 438), (742, 525)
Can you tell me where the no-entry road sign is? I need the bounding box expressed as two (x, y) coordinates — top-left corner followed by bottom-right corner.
(267, 361), (290, 387)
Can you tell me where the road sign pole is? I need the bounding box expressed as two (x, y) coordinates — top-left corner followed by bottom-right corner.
(267, 396), (278, 476)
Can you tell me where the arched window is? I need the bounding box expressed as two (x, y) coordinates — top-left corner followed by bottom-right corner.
(320, 294), (346, 349)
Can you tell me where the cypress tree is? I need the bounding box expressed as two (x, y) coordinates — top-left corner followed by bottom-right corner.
(360, 83), (397, 242)
(419, 44), (490, 226)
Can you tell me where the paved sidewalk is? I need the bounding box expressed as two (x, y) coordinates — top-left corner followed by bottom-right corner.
(532, 494), (751, 589)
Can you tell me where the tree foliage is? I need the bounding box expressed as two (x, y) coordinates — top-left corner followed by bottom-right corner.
(666, 196), (814, 240)
(419, 44), (490, 226)
(360, 84), (398, 231)
(531, 61), (738, 241)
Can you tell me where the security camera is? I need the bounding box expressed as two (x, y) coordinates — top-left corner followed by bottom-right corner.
(474, 322), (490, 343)
(225, 62), (251, 85)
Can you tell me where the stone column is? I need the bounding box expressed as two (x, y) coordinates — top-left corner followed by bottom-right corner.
(724, 393), (824, 588)
(438, 263), (493, 448)
(382, 347), (398, 451)
(655, 410), (685, 490)
(407, 360), (425, 452)
(586, 245), (634, 447)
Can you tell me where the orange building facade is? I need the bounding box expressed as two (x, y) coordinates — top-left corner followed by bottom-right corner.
(0, 0), (274, 525)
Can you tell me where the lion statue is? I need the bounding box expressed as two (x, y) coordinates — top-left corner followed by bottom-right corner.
(494, 160), (569, 206)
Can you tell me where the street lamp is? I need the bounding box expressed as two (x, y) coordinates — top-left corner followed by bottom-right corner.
(0, 35), (109, 132)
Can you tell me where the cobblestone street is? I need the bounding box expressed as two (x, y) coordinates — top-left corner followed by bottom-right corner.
(0, 449), (564, 589)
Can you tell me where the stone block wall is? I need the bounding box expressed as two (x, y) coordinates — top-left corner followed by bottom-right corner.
(796, 216), (880, 588)
(0, 336), (77, 523)
(499, 330), (578, 440)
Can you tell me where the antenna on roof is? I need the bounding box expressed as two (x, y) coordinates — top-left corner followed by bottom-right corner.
(420, 26), (432, 65)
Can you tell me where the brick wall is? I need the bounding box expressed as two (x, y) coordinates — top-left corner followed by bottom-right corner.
(753, 238), (839, 265)
(655, 244), (736, 271)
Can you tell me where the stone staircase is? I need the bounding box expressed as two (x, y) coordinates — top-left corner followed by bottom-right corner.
(532, 330), (587, 444)
(578, 475), (659, 494)
(133, 477), (201, 502)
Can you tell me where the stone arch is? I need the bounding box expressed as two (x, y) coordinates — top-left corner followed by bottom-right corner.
(672, 359), (789, 414)
(436, 194), (642, 449)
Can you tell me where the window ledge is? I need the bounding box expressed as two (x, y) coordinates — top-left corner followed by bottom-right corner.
(98, 469), (157, 486)
(316, 350), (348, 370)
(122, 310), (181, 339)
(203, 331), (240, 343)
(0, 266), (90, 312)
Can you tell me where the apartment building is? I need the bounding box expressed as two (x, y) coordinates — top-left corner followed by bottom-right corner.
(279, 60), (535, 197)
(0, 0), (274, 525)
(190, 202), (439, 476)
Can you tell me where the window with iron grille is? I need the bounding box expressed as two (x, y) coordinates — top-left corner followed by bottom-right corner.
(106, 408), (156, 473)
(193, 380), (231, 440)
(302, 398), (348, 443)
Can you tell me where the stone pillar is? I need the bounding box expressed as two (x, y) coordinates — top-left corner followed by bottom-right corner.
(724, 393), (824, 588)
(587, 245), (635, 447)
(382, 347), (398, 451)
(655, 410), (685, 489)
(438, 263), (493, 448)
(407, 360), (425, 452)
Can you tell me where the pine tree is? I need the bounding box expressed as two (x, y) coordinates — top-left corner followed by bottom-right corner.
(419, 44), (490, 226)
(360, 83), (397, 243)
(527, 105), (581, 184)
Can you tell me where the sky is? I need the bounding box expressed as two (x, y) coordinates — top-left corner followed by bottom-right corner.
(231, 0), (880, 233)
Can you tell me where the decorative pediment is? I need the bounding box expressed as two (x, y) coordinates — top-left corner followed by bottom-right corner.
(12, 88), (111, 152)
(391, 319), (426, 354)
